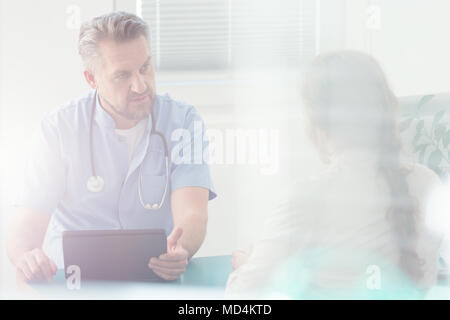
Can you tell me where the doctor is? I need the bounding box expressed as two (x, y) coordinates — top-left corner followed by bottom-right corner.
(7, 12), (216, 282)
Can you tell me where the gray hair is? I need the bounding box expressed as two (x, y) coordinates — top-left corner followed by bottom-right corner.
(78, 11), (150, 72)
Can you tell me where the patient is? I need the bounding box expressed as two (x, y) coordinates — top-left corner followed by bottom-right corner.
(226, 51), (443, 299)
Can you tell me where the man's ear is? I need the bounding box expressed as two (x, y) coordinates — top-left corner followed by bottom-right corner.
(83, 69), (97, 89)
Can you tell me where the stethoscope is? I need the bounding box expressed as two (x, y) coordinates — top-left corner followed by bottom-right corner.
(86, 90), (169, 210)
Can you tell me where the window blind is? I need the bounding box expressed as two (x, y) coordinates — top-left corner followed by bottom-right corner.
(140, 0), (318, 71)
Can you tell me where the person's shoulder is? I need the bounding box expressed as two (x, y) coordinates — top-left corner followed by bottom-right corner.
(404, 162), (442, 191)
(41, 90), (94, 130)
(155, 93), (203, 127)
(156, 92), (196, 113)
(403, 161), (443, 213)
(264, 176), (323, 228)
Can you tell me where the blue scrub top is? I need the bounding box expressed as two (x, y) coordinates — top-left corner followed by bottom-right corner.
(15, 90), (217, 267)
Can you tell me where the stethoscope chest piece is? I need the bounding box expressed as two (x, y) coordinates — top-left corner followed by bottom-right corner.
(87, 175), (104, 193)
(144, 203), (161, 210)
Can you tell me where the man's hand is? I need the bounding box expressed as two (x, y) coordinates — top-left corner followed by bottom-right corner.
(15, 248), (57, 283)
(148, 227), (188, 281)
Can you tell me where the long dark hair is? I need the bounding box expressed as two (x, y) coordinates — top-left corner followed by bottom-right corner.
(301, 51), (423, 283)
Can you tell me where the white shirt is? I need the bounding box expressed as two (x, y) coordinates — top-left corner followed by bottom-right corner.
(115, 118), (148, 165)
(226, 149), (443, 298)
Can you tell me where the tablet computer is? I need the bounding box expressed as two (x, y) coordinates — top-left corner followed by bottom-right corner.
(63, 229), (167, 282)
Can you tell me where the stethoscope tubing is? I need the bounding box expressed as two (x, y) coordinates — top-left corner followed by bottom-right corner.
(88, 90), (169, 210)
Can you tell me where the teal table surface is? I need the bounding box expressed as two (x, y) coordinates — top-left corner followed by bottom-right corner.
(23, 254), (450, 299)
(179, 255), (232, 287)
(28, 255), (233, 299)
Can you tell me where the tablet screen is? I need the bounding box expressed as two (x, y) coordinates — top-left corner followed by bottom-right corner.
(63, 229), (167, 282)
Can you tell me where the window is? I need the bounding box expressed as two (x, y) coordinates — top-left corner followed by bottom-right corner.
(140, 0), (319, 71)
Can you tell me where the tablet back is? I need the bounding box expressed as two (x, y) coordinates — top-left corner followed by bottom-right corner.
(63, 229), (167, 282)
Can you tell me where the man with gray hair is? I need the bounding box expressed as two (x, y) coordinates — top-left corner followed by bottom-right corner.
(7, 11), (216, 283)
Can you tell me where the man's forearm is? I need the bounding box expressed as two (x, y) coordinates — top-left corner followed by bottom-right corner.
(177, 212), (208, 258)
(7, 224), (48, 266)
(170, 187), (209, 258)
(7, 231), (41, 266)
(7, 208), (51, 265)
(7, 243), (29, 266)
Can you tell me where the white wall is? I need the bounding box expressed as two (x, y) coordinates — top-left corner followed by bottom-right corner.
(0, 0), (114, 295)
(343, 0), (450, 96)
(0, 0), (115, 196)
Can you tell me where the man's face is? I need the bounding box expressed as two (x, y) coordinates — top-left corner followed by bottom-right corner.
(94, 35), (156, 121)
